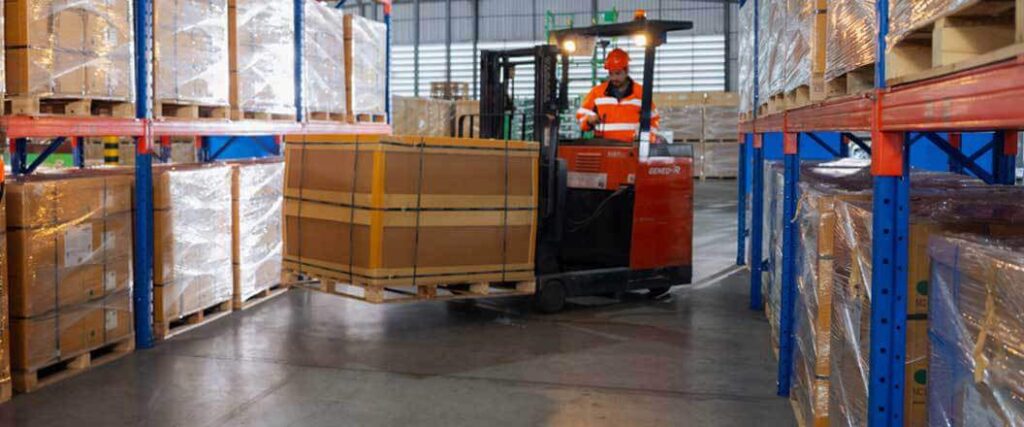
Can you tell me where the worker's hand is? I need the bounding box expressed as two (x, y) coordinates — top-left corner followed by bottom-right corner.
(586, 114), (600, 126)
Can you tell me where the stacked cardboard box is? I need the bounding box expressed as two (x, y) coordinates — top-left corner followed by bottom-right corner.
(282, 134), (538, 301)
(153, 0), (231, 110)
(153, 165), (234, 337)
(653, 92), (739, 179)
(6, 171), (134, 387)
(344, 14), (387, 118)
(228, 0), (296, 118)
(928, 233), (1024, 426)
(0, 190), (11, 400)
(5, 0), (133, 101)
(231, 160), (284, 308)
(393, 97), (455, 136)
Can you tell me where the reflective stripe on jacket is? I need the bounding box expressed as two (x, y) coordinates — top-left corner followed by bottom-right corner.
(575, 79), (660, 143)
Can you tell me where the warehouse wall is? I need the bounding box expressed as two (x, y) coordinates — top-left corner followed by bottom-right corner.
(342, 0), (740, 93)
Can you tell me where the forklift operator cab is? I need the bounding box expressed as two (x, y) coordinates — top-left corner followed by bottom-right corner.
(476, 14), (695, 313)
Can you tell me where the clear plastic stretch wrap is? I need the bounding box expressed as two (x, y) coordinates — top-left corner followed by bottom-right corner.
(303, 0), (346, 115)
(783, 0), (814, 92)
(757, 0), (787, 102)
(929, 234), (1024, 427)
(764, 161), (785, 347)
(888, 0), (974, 48)
(7, 0), (134, 99)
(6, 171), (134, 372)
(154, 165), (234, 324)
(392, 96), (455, 137)
(739, 1), (755, 113)
(232, 160), (284, 306)
(699, 143), (739, 178)
(232, 0), (296, 115)
(154, 0), (230, 106)
(825, 0), (876, 82)
(346, 14), (387, 115)
(830, 185), (1024, 427)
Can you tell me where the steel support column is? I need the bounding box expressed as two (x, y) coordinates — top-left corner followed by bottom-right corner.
(294, 0), (305, 122)
(993, 130), (1018, 185)
(777, 132), (800, 396)
(133, 0), (155, 350)
(737, 134), (748, 265)
(948, 133), (963, 174)
(749, 134), (765, 310)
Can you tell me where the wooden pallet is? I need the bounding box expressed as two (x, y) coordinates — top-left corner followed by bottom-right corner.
(886, 0), (1024, 85)
(826, 64), (875, 99)
(154, 101), (230, 119)
(5, 97), (134, 117)
(13, 335), (134, 393)
(231, 110), (297, 122)
(784, 85), (813, 110)
(308, 111), (347, 123)
(155, 300), (233, 341)
(292, 266), (535, 304)
(353, 113), (387, 123)
(757, 93), (787, 116)
(233, 283), (290, 311)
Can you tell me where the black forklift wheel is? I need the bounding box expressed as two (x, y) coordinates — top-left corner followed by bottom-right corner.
(534, 280), (567, 313)
(647, 287), (673, 299)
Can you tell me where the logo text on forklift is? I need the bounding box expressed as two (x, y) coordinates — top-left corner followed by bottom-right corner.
(647, 165), (682, 176)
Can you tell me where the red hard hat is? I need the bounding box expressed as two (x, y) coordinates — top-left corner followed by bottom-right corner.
(604, 48), (630, 72)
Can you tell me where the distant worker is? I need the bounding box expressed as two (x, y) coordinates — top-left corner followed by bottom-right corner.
(576, 48), (660, 143)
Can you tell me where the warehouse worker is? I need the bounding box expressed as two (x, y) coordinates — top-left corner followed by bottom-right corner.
(576, 48), (661, 143)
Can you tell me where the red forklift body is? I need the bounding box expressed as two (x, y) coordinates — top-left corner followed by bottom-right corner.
(558, 144), (694, 271)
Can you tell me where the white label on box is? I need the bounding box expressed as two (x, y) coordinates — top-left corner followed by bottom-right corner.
(64, 223), (94, 268)
(105, 271), (118, 292)
(567, 172), (607, 190)
(105, 309), (118, 332)
(105, 231), (116, 251)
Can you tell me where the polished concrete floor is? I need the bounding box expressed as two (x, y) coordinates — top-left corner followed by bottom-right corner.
(0, 180), (794, 427)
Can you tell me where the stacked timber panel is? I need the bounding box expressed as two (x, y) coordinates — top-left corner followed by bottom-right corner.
(228, 0), (296, 121)
(5, 0), (134, 116)
(302, 0), (346, 123)
(153, 0), (232, 119)
(283, 134), (538, 303)
(7, 171), (134, 392)
(653, 92), (739, 179)
(153, 165), (234, 339)
(345, 14), (387, 122)
(928, 234), (1024, 426)
(231, 160), (286, 310)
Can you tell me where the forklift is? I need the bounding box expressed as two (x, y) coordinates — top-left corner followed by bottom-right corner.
(465, 15), (695, 313)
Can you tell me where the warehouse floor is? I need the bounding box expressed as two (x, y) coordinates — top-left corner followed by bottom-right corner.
(0, 180), (794, 427)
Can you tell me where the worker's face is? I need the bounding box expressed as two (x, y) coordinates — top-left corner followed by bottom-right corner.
(608, 68), (629, 86)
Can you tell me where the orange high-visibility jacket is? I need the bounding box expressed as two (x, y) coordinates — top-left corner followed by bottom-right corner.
(576, 79), (660, 143)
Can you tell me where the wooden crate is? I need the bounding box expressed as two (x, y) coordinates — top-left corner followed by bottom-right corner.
(886, 0), (1024, 85)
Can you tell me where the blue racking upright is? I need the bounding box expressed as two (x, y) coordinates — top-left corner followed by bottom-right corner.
(737, 0), (1021, 425)
(5, 0), (394, 350)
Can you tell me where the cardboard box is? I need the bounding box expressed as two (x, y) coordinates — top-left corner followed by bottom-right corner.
(392, 97), (455, 137)
(227, 0), (295, 115)
(154, 0), (230, 106)
(11, 289), (132, 371)
(283, 135), (539, 210)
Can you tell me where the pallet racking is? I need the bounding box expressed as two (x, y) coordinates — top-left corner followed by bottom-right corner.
(4, 0), (393, 350)
(736, 0), (1020, 425)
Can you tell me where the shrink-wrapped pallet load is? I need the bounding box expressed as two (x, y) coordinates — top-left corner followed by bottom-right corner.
(928, 234), (1024, 427)
(282, 134), (538, 303)
(231, 160), (285, 309)
(830, 185), (1024, 427)
(229, 0), (296, 119)
(5, 0), (134, 115)
(824, 0), (876, 95)
(153, 0), (231, 118)
(345, 14), (387, 119)
(153, 165), (234, 339)
(6, 171), (134, 392)
(738, 1), (755, 115)
(303, 0), (346, 121)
